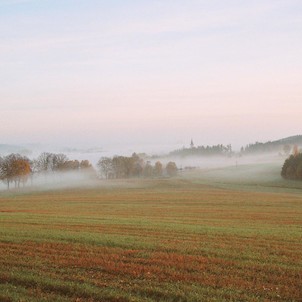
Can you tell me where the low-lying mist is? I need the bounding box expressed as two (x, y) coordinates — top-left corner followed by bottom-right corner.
(151, 152), (285, 170)
(152, 152), (288, 189)
(0, 146), (291, 193)
(175, 154), (288, 191)
(0, 171), (98, 192)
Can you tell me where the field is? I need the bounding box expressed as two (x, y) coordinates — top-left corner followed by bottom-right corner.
(0, 164), (302, 301)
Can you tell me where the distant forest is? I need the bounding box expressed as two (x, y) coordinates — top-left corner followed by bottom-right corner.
(169, 135), (302, 157)
(170, 142), (233, 157)
(241, 135), (302, 155)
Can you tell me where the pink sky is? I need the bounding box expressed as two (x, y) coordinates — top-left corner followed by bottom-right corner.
(0, 0), (301, 150)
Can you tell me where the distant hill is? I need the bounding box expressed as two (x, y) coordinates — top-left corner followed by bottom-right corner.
(0, 144), (32, 156)
(168, 135), (302, 157)
(274, 135), (302, 145)
(169, 144), (233, 157)
(241, 135), (302, 154)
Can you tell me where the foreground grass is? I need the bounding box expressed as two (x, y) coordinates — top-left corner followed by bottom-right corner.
(0, 175), (302, 301)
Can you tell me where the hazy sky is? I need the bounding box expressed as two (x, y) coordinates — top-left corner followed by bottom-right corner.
(1, 0), (301, 150)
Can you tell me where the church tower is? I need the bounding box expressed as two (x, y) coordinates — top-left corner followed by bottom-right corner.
(190, 139), (194, 149)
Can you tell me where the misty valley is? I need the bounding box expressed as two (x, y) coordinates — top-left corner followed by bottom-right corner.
(2, 1), (301, 300)
(1, 135), (302, 191)
(0, 136), (302, 301)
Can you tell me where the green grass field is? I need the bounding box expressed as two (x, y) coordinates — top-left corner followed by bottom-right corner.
(0, 164), (302, 301)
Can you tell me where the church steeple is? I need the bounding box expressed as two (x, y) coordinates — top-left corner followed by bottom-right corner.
(190, 139), (194, 149)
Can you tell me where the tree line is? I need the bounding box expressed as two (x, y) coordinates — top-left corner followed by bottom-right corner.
(97, 153), (177, 179)
(240, 135), (302, 155)
(0, 152), (178, 189)
(0, 152), (95, 189)
(169, 144), (233, 157)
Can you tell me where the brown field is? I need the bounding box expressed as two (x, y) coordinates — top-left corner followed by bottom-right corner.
(0, 170), (302, 301)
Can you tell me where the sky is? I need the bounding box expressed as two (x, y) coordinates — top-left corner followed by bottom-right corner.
(1, 0), (301, 151)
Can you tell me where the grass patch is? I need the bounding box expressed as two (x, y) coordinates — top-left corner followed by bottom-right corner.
(1, 168), (302, 301)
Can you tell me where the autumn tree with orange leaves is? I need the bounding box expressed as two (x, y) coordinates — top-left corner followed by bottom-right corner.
(166, 161), (178, 177)
(0, 154), (31, 189)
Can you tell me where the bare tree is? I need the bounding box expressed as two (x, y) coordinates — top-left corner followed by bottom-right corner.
(34, 152), (68, 173)
(97, 157), (113, 179)
(33, 152), (55, 173)
(53, 153), (69, 171)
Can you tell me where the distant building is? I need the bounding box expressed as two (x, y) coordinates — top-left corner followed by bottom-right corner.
(190, 139), (194, 149)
